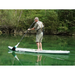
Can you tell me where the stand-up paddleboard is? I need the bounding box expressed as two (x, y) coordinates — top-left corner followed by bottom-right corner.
(8, 46), (70, 54)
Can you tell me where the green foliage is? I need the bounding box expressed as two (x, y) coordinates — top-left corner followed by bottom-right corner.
(0, 9), (75, 35)
(0, 10), (17, 27)
(56, 10), (75, 34)
(58, 21), (68, 33)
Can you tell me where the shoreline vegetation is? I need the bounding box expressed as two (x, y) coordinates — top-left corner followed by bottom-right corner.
(0, 10), (75, 36)
(0, 29), (75, 36)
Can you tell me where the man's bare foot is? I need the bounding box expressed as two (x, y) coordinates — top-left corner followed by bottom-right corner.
(36, 49), (40, 51)
(40, 48), (42, 51)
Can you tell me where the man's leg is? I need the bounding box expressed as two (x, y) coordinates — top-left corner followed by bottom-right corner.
(36, 32), (43, 51)
(36, 42), (40, 51)
(36, 42), (42, 51)
(39, 42), (42, 50)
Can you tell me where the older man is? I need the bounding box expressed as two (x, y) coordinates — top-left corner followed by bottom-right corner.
(28, 17), (44, 51)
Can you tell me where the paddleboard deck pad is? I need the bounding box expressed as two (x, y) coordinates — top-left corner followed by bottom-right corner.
(8, 46), (70, 54)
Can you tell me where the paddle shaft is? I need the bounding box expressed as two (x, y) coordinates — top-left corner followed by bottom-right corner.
(15, 21), (35, 47)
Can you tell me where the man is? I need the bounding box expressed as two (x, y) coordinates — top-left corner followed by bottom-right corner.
(28, 17), (44, 51)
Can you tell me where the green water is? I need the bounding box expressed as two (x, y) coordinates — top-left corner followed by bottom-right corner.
(0, 34), (75, 65)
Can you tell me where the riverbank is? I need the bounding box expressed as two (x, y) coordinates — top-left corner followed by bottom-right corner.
(0, 29), (75, 36)
(0, 28), (36, 36)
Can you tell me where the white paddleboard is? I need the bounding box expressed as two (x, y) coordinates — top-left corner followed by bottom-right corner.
(8, 46), (70, 54)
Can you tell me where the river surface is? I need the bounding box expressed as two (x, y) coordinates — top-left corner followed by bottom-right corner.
(0, 34), (75, 65)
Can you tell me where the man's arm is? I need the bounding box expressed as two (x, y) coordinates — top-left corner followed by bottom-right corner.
(28, 22), (38, 31)
(28, 27), (35, 31)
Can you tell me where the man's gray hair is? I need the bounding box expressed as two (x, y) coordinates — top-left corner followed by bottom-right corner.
(34, 17), (39, 21)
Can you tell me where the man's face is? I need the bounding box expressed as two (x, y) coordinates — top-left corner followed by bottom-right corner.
(34, 19), (38, 22)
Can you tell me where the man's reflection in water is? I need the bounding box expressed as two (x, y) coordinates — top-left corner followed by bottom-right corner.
(36, 54), (42, 65)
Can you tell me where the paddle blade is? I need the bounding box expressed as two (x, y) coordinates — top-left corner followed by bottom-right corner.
(12, 46), (16, 51)
(12, 43), (19, 51)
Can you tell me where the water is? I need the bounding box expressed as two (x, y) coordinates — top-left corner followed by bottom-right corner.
(0, 34), (75, 65)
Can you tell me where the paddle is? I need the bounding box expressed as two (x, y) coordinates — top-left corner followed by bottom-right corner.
(12, 21), (35, 51)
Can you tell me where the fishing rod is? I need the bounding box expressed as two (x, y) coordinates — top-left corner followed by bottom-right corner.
(12, 21), (35, 51)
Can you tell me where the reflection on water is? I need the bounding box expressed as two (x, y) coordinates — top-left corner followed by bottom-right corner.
(9, 51), (23, 65)
(36, 55), (42, 65)
(12, 51), (19, 61)
(8, 50), (70, 65)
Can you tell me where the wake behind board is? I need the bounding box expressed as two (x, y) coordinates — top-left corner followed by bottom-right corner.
(8, 46), (70, 54)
